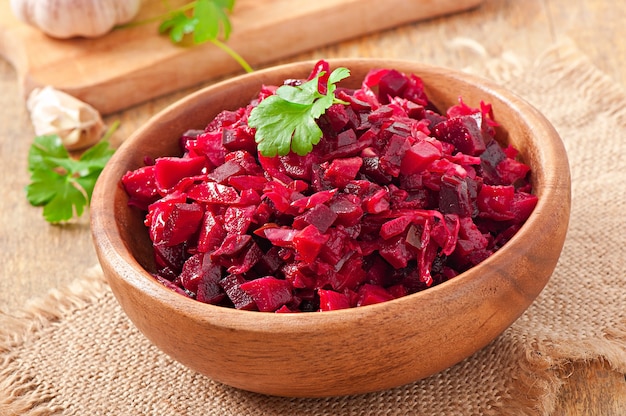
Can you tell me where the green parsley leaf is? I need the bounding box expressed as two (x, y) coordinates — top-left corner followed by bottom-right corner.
(25, 135), (116, 224)
(159, 0), (235, 45)
(248, 67), (351, 157)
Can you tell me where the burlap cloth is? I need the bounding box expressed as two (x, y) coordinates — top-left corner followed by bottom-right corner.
(1, 40), (625, 416)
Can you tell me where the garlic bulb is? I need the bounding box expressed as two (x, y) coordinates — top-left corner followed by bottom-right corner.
(27, 86), (105, 151)
(10, 0), (142, 39)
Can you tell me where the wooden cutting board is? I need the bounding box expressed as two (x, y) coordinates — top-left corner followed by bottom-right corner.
(0, 0), (483, 115)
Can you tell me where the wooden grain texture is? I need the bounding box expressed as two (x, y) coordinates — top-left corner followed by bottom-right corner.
(0, 0), (483, 115)
(0, 0), (625, 412)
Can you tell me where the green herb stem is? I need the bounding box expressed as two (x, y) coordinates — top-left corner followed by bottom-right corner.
(210, 38), (253, 73)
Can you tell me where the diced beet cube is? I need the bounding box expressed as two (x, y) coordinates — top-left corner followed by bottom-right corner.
(197, 211), (226, 253)
(253, 201), (274, 225)
(433, 114), (487, 156)
(368, 105), (395, 125)
(228, 241), (263, 275)
(325, 104), (351, 131)
(480, 139), (507, 184)
(329, 194), (364, 227)
(337, 129), (358, 147)
(438, 174), (474, 217)
(212, 234), (252, 259)
(261, 226), (298, 247)
(149, 202), (204, 247)
(380, 134), (411, 177)
(187, 182), (240, 204)
(382, 120), (412, 139)
(477, 184), (516, 221)
(357, 284), (395, 307)
(428, 215), (459, 256)
(293, 203), (337, 233)
(402, 74), (429, 106)
(453, 217), (489, 261)
(206, 108), (244, 132)
(207, 159), (245, 183)
(221, 124), (257, 154)
(400, 139), (442, 175)
(179, 253), (205, 293)
(379, 235), (415, 269)
(194, 255), (226, 305)
(290, 189), (336, 212)
(331, 253), (367, 291)
(181, 254), (224, 304)
(225, 150), (264, 175)
(153, 242), (186, 274)
(318, 289), (351, 311)
(228, 175), (268, 191)
(192, 131), (227, 167)
(323, 157), (363, 188)
(262, 179), (304, 215)
(362, 188), (390, 214)
(254, 246), (284, 275)
(196, 277), (225, 305)
(153, 156), (207, 193)
(237, 189), (262, 206)
(510, 192), (538, 223)
(223, 205), (256, 235)
(220, 274), (257, 310)
(240, 277), (293, 312)
(380, 215), (414, 240)
(121, 165), (160, 210)
(496, 157), (531, 185)
(281, 262), (316, 289)
(318, 227), (356, 265)
(293, 224), (330, 264)
(364, 254), (393, 286)
(378, 69), (408, 103)
(154, 274), (192, 298)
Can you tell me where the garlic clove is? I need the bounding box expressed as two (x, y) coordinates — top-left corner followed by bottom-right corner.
(10, 0), (142, 39)
(26, 86), (106, 151)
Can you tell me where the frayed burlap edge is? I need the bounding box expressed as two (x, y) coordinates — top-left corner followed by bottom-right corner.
(0, 266), (108, 416)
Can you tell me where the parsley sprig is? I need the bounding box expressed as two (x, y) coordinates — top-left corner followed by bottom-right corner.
(248, 67), (351, 157)
(120, 0), (252, 73)
(25, 126), (117, 224)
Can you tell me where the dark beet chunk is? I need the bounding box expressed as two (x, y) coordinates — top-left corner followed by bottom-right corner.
(480, 139), (507, 184)
(378, 69), (408, 103)
(438, 174), (474, 217)
(221, 124), (257, 154)
(220, 274), (257, 310)
(433, 114), (488, 156)
(240, 277), (293, 312)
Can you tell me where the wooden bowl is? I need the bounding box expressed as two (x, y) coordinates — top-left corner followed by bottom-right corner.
(90, 59), (570, 397)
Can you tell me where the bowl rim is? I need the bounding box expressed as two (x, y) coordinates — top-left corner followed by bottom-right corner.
(91, 58), (571, 332)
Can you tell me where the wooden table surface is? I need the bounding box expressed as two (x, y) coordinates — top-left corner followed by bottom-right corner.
(1, 0), (625, 414)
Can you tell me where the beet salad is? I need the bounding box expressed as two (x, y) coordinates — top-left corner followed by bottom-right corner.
(121, 60), (538, 313)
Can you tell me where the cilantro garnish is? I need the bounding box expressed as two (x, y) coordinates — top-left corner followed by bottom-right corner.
(248, 67), (351, 157)
(25, 133), (116, 224)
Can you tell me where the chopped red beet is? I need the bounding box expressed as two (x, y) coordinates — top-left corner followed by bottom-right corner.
(122, 61), (537, 312)
(240, 277), (293, 312)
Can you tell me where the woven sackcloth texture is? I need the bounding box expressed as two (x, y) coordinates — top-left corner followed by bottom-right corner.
(1, 40), (625, 416)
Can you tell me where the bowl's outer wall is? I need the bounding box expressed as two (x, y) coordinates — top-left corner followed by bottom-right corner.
(91, 59), (571, 397)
